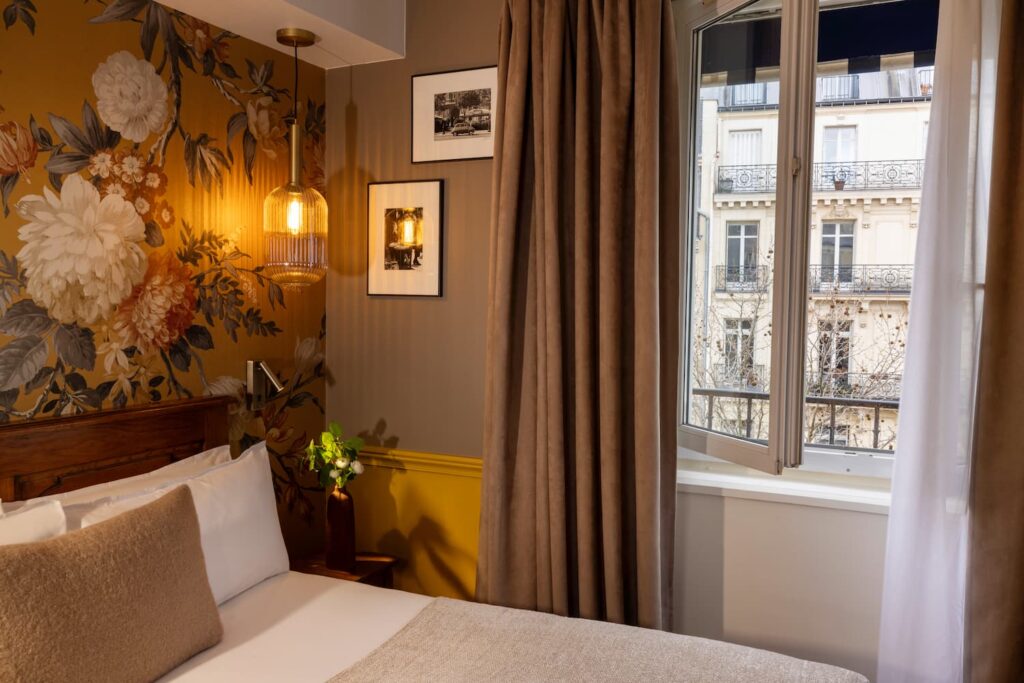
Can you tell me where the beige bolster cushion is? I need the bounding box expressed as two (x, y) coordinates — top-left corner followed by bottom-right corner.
(0, 486), (223, 683)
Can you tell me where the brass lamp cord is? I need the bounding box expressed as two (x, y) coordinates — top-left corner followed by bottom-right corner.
(288, 43), (301, 186)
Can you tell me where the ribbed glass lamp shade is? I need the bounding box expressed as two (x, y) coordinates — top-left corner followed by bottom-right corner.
(263, 183), (328, 285)
(262, 120), (327, 286)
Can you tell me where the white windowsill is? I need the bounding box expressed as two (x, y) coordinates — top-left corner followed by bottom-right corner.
(677, 461), (891, 515)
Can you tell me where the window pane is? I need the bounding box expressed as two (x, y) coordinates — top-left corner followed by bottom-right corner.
(685, 0), (778, 443)
(804, 0), (935, 453)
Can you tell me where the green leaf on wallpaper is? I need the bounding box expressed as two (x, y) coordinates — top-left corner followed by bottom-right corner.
(54, 324), (96, 371)
(44, 152), (91, 176)
(80, 101), (120, 152)
(168, 338), (191, 372)
(242, 130), (256, 184)
(0, 336), (47, 392)
(267, 280), (284, 310)
(64, 372), (87, 393)
(1, 173), (18, 218)
(226, 111), (247, 146)
(47, 113), (94, 155)
(24, 365), (53, 393)
(185, 325), (214, 350)
(89, 0), (148, 24)
(202, 50), (217, 77)
(95, 381), (115, 400)
(144, 221), (164, 247)
(219, 61), (239, 79)
(28, 116), (53, 150)
(140, 3), (159, 60)
(0, 388), (17, 409)
(0, 300), (55, 337)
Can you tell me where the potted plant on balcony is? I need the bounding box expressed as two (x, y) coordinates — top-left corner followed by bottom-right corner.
(832, 172), (846, 191)
(719, 177), (734, 192)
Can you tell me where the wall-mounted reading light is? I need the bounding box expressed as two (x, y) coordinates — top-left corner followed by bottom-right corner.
(246, 360), (285, 411)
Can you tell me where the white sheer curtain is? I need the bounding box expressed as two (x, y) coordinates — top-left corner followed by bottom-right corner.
(876, 0), (1001, 681)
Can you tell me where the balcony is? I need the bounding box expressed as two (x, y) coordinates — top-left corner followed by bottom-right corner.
(805, 370), (902, 400)
(711, 363), (767, 389)
(692, 386), (898, 450)
(713, 265), (771, 293)
(711, 69), (935, 111)
(808, 264), (913, 296)
(717, 160), (925, 194)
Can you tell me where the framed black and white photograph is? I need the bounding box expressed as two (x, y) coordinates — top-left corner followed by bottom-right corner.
(367, 180), (444, 296)
(412, 66), (498, 163)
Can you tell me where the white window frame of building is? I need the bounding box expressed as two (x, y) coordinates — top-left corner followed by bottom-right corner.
(676, 0), (899, 478)
(726, 222), (759, 284)
(820, 221), (855, 286)
(723, 318), (755, 379)
(816, 320), (851, 386)
(822, 125), (857, 163)
(727, 128), (763, 165)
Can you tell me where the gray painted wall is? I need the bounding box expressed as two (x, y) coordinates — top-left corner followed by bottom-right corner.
(325, 0), (501, 457)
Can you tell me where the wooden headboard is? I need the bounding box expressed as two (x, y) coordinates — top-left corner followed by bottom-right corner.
(0, 396), (231, 503)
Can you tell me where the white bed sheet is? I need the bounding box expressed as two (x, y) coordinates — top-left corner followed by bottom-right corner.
(160, 571), (432, 682)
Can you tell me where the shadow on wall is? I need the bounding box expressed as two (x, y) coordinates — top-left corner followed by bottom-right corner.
(349, 422), (481, 600)
(358, 418), (400, 448)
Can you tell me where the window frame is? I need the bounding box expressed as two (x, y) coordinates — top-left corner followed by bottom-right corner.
(821, 124), (858, 163)
(676, 0), (895, 478)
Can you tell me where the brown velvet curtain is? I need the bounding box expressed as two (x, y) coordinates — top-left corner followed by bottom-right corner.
(968, 0), (1024, 680)
(476, 0), (679, 630)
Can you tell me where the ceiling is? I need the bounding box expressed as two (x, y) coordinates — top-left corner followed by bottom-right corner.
(157, 0), (406, 69)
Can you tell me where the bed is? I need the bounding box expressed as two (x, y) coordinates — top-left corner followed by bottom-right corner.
(0, 398), (868, 683)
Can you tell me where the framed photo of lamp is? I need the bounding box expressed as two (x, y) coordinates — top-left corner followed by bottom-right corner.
(411, 66), (497, 163)
(366, 180), (444, 297)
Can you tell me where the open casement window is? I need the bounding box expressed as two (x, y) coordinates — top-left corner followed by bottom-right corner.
(675, 0), (937, 475)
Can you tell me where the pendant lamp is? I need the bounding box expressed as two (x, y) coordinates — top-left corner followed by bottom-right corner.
(262, 28), (327, 286)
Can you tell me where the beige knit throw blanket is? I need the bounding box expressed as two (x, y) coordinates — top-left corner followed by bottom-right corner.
(330, 597), (867, 683)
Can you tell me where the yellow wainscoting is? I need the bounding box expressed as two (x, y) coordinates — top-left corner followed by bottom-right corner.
(348, 447), (482, 599)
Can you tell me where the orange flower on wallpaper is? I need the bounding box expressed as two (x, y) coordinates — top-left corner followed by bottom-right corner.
(96, 150), (170, 229)
(152, 200), (175, 231)
(111, 251), (196, 355)
(0, 121), (37, 176)
(178, 16), (230, 63)
(245, 96), (287, 159)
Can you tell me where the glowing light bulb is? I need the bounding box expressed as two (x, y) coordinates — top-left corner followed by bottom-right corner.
(286, 198), (303, 234)
(401, 215), (416, 245)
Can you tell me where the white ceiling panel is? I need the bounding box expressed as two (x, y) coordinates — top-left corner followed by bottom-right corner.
(158, 0), (405, 69)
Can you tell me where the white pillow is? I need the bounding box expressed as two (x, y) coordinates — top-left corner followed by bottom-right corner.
(82, 443), (289, 604)
(0, 501), (66, 545)
(1, 444), (232, 518)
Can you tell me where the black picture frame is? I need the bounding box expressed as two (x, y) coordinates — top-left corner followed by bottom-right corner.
(366, 179), (445, 297)
(411, 66), (498, 164)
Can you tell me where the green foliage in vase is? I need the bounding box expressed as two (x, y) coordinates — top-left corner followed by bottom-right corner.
(306, 422), (364, 490)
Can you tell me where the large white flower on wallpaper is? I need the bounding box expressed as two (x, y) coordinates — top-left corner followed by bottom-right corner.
(91, 51), (168, 143)
(15, 174), (147, 326)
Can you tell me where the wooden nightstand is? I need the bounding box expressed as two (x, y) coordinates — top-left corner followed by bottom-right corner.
(291, 553), (399, 588)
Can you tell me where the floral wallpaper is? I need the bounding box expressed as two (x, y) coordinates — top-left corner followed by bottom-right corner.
(0, 0), (328, 539)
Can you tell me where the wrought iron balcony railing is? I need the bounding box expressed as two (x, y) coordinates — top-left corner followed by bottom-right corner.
(711, 363), (767, 389)
(805, 371), (902, 400)
(713, 265), (771, 292)
(691, 386), (899, 451)
(717, 160), (925, 193)
(808, 264), (913, 295)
